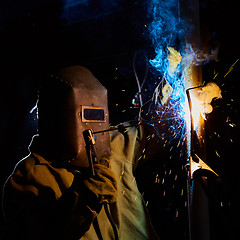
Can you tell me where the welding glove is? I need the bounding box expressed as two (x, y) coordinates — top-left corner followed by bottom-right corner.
(84, 159), (117, 205)
(70, 158), (117, 211)
(55, 158), (117, 239)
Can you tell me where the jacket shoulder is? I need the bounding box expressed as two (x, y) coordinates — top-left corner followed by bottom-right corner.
(11, 154), (39, 181)
(109, 122), (142, 165)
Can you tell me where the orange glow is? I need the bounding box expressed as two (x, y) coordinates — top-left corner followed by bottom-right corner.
(184, 93), (203, 132)
(191, 94), (205, 129)
(186, 82), (222, 131)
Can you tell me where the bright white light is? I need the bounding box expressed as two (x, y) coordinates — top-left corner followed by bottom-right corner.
(30, 100), (38, 114)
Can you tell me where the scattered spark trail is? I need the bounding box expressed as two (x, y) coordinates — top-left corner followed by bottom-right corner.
(224, 59), (239, 78)
(125, 2), (240, 239)
(133, 3), (196, 236)
(140, 0), (223, 153)
(137, 0), (198, 152)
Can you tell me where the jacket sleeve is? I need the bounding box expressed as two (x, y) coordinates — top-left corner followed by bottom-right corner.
(2, 157), (98, 240)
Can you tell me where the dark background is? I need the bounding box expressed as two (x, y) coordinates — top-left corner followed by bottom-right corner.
(0, 0), (240, 239)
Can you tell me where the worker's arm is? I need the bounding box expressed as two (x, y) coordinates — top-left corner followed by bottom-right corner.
(3, 157), (117, 240)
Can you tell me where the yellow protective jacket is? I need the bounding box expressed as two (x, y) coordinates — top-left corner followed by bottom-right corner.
(3, 124), (158, 240)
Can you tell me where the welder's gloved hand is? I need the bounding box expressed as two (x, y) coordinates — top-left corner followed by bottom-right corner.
(71, 158), (117, 210)
(85, 158), (117, 205)
(54, 159), (117, 239)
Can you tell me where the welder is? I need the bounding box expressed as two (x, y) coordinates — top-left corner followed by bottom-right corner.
(2, 66), (158, 240)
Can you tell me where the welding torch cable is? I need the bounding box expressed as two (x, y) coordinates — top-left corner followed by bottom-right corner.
(91, 159), (119, 240)
(133, 51), (149, 120)
(84, 129), (119, 240)
(87, 158), (119, 239)
(104, 203), (119, 240)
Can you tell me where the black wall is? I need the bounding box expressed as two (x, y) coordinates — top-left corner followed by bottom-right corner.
(0, 1), (240, 239)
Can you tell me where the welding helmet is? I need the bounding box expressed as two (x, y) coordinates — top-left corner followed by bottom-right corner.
(37, 66), (110, 167)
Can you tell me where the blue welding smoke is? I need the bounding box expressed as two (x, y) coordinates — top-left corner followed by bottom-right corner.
(147, 0), (192, 106)
(143, 0), (195, 144)
(148, 0), (183, 71)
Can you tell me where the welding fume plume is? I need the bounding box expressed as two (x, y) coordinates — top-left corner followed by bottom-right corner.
(167, 46), (182, 74)
(195, 82), (222, 117)
(152, 47), (181, 106)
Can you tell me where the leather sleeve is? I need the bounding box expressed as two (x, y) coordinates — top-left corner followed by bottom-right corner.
(2, 156), (97, 240)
